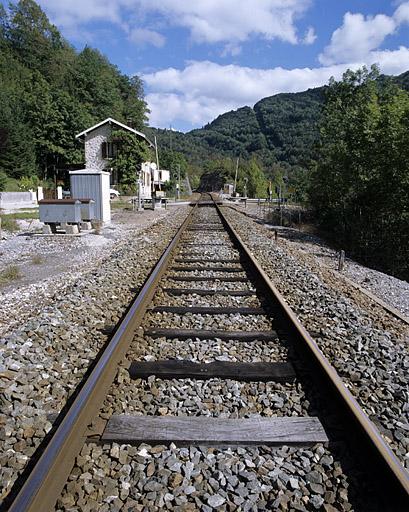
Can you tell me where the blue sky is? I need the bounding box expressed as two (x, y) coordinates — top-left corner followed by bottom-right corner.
(4, 1), (409, 131)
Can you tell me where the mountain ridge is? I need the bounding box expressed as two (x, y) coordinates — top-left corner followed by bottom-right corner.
(148, 70), (409, 173)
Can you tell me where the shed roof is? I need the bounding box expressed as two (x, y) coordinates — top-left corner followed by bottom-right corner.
(75, 118), (154, 147)
(69, 168), (110, 175)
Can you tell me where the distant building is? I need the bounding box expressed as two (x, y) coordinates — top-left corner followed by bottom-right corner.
(223, 183), (234, 196)
(75, 117), (170, 198)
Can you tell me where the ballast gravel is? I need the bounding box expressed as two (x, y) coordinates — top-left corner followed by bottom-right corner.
(0, 206), (190, 505)
(57, 206), (392, 511)
(223, 207), (409, 470)
(57, 442), (381, 511)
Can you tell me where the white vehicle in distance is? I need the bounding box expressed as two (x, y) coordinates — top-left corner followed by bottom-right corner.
(110, 188), (120, 200)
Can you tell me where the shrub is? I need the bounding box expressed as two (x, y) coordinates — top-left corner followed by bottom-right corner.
(0, 215), (19, 232)
(0, 265), (22, 285)
(31, 254), (44, 264)
(0, 171), (7, 191)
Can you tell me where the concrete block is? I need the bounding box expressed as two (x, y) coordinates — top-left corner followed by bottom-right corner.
(80, 221), (92, 231)
(65, 224), (79, 235)
(42, 224), (52, 234)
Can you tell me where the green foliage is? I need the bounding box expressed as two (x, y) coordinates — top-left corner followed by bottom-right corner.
(18, 175), (41, 191)
(160, 151), (188, 178)
(149, 70), (409, 202)
(0, 171), (7, 191)
(310, 65), (409, 279)
(0, 0), (148, 183)
(110, 130), (152, 192)
(0, 264), (21, 285)
(0, 215), (19, 232)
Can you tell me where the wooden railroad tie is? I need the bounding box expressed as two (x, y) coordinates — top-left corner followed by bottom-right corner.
(180, 243), (227, 246)
(169, 276), (248, 282)
(144, 328), (278, 341)
(152, 306), (265, 315)
(171, 266), (243, 273)
(164, 288), (256, 296)
(187, 228), (225, 232)
(174, 258), (241, 263)
(128, 360), (295, 382)
(102, 415), (328, 445)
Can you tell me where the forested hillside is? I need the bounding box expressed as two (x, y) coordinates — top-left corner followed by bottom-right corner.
(152, 71), (409, 175)
(0, 0), (148, 188)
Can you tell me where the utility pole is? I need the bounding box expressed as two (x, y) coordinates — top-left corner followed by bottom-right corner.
(154, 136), (160, 169)
(233, 157), (239, 196)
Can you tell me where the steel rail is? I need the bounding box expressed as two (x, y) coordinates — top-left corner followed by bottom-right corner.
(216, 200), (409, 504)
(8, 203), (197, 512)
(227, 203), (409, 326)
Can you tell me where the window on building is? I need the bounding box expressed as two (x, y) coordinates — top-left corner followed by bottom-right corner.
(101, 141), (119, 159)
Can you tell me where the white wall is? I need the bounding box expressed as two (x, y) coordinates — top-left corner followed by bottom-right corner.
(84, 124), (111, 171)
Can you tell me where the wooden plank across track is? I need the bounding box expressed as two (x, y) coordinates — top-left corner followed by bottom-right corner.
(174, 258), (240, 263)
(102, 415), (328, 445)
(144, 328), (278, 341)
(128, 360), (295, 382)
(180, 243), (226, 246)
(187, 228), (224, 231)
(152, 306), (264, 315)
(169, 276), (248, 282)
(171, 266), (243, 273)
(164, 288), (256, 296)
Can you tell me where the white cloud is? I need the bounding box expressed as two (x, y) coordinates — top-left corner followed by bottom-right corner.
(38, 0), (125, 27)
(302, 26), (317, 45)
(143, 49), (409, 129)
(319, 3), (409, 66)
(128, 28), (165, 47)
(38, 0), (313, 46)
(139, 0), (312, 45)
(394, 2), (409, 24)
(319, 12), (396, 65)
(221, 43), (242, 58)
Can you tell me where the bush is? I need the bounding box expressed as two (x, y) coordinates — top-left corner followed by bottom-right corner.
(0, 215), (19, 232)
(18, 175), (41, 191)
(31, 254), (44, 264)
(0, 171), (7, 191)
(0, 265), (22, 285)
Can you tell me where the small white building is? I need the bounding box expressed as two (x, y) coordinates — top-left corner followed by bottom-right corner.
(75, 118), (170, 200)
(223, 183), (234, 196)
(75, 118), (154, 180)
(139, 163), (171, 200)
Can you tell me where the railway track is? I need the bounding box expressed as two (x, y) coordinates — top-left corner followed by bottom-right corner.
(6, 194), (409, 511)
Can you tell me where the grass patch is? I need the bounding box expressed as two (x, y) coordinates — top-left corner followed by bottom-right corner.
(110, 200), (131, 209)
(0, 265), (22, 285)
(0, 210), (39, 231)
(2, 210), (39, 220)
(0, 216), (19, 232)
(31, 254), (44, 265)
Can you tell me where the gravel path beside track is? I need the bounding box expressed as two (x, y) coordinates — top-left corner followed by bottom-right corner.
(224, 206), (409, 471)
(0, 207), (189, 504)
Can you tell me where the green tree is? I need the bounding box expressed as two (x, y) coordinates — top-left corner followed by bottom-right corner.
(310, 65), (409, 278)
(160, 150), (188, 177)
(238, 158), (267, 198)
(0, 170), (7, 191)
(7, 0), (63, 73)
(110, 130), (152, 191)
